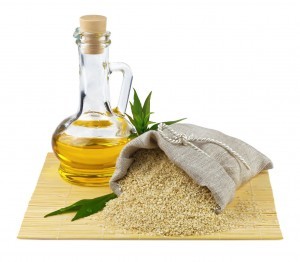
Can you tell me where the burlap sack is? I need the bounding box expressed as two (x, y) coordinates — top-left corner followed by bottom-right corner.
(110, 123), (273, 210)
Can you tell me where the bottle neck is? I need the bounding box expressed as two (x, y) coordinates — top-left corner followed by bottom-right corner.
(78, 47), (111, 114)
(75, 29), (112, 115)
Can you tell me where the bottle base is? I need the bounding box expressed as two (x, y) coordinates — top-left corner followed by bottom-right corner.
(58, 165), (115, 187)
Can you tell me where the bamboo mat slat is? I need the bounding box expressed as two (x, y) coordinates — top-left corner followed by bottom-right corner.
(18, 153), (282, 240)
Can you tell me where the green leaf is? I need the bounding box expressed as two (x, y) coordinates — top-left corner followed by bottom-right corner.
(44, 193), (117, 221)
(44, 199), (90, 217)
(126, 113), (143, 135)
(149, 118), (187, 130)
(130, 102), (142, 124)
(142, 91), (152, 123)
(128, 133), (138, 139)
(133, 89), (143, 112)
(125, 113), (136, 126)
(149, 123), (159, 130)
(144, 112), (154, 125)
(163, 118), (187, 126)
(72, 193), (117, 221)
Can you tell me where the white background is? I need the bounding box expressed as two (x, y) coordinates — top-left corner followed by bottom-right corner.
(0, 0), (299, 261)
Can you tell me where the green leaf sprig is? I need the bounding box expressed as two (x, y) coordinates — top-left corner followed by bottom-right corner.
(126, 89), (186, 138)
(44, 193), (117, 221)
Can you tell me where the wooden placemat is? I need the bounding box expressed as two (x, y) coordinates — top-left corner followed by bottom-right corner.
(18, 153), (282, 240)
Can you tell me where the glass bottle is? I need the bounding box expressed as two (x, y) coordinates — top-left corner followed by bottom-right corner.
(52, 15), (134, 186)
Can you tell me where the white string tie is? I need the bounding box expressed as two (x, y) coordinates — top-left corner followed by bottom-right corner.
(157, 123), (250, 170)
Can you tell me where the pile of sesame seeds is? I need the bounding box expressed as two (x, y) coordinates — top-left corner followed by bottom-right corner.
(95, 149), (258, 236)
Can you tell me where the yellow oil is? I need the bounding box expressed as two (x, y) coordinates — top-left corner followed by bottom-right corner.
(53, 133), (129, 186)
(73, 119), (113, 128)
(52, 118), (129, 186)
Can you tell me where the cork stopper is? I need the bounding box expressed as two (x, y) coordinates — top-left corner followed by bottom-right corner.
(80, 15), (107, 33)
(79, 15), (108, 54)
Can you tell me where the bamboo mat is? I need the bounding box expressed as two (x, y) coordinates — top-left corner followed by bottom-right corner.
(18, 153), (282, 240)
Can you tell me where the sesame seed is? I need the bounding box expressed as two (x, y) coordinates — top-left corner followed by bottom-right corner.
(94, 149), (260, 236)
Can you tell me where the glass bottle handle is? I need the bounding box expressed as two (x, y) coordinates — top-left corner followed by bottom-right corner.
(109, 62), (133, 114)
